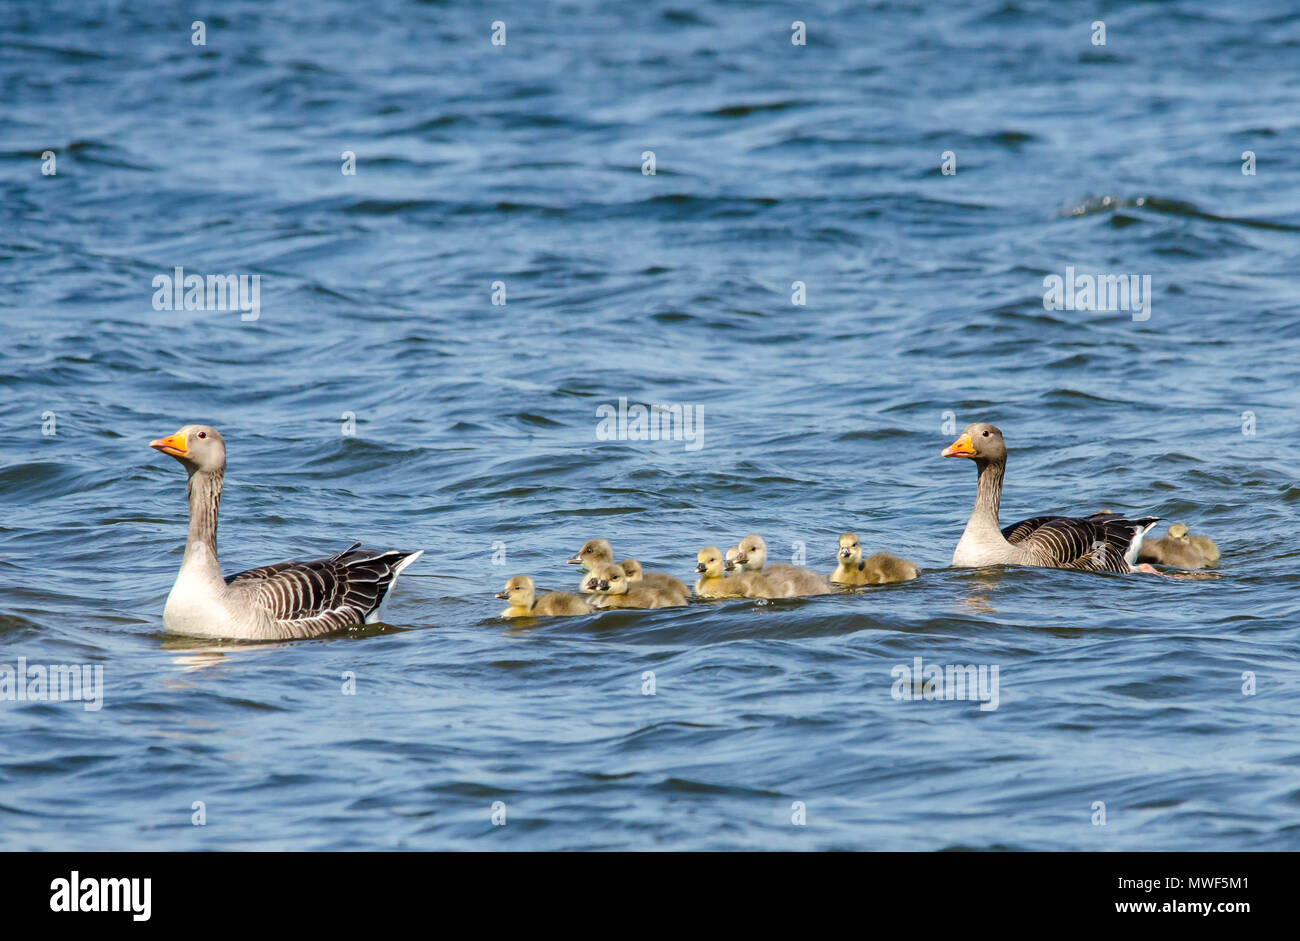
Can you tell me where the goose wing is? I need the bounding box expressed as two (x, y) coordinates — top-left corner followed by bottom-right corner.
(1004, 514), (1158, 573)
(1000, 515), (1061, 545)
(225, 543), (422, 638)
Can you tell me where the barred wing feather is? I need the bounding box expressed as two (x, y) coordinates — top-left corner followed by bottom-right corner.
(1001, 515), (1158, 573)
(225, 543), (422, 638)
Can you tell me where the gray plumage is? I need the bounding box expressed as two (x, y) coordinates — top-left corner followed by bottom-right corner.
(944, 422), (1157, 574)
(225, 544), (421, 638)
(150, 424), (422, 640)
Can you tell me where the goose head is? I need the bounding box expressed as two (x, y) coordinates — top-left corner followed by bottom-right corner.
(723, 546), (740, 573)
(941, 422), (1005, 463)
(1168, 523), (1190, 541)
(695, 546), (726, 579)
(838, 533), (862, 566)
(734, 534), (767, 571)
(150, 424), (226, 474)
(620, 559), (643, 583)
(567, 538), (613, 570)
(593, 563), (629, 596)
(495, 575), (536, 608)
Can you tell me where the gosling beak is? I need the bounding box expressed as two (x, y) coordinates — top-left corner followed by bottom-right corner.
(597, 580), (609, 591)
(941, 432), (976, 458)
(566, 554), (582, 565)
(695, 563), (706, 573)
(494, 590), (509, 600)
(839, 548), (852, 559)
(585, 579), (598, 590)
(734, 554), (748, 565)
(149, 430), (188, 458)
(723, 560), (735, 572)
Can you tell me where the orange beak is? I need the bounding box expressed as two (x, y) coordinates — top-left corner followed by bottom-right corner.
(941, 432), (976, 458)
(149, 430), (188, 458)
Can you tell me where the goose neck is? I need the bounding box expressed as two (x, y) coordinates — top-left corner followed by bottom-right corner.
(185, 468), (222, 561)
(973, 458), (1004, 526)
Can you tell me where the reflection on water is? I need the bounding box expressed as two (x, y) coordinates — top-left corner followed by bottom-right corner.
(959, 570), (1002, 616)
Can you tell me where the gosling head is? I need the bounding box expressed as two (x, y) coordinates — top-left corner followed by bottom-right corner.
(567, 538), (613, 570)
(723, 546), (740, 573)
(1168, 523), (1190, 541)
(495, 575), (536, 608)
(594, 563), (629, 595)
(941, 422), (1006, 463)
(734, 534), (767, 571)
(696, 546), (726, 579)
(620, 559), (644, 583)
(838, 533), (862, 565)
(149, 424), (226, 475)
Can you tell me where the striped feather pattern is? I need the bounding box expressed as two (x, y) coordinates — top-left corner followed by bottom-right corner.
(1001, 514), (1159, 573)
(225, 543), (421, 638)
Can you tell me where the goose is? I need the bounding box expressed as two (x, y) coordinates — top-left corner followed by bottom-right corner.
(830, 533), (919, 586)
(1137, 523), (1219, 569)
(734, 534), (833, 596)
(941, 423), (1158, 573)
(723, 545), (741, 573)
(149, 425), (422, 640)
(1189, 531), (1221, 564)
(619, 558), (690, 597)
(496, 575), (592, 618)
(588, 564), (687, 609)
(694, 546), (775, 599)
(566, 538), (682, 594)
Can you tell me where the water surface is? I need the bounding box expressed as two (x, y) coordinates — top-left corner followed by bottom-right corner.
(1, 0), (1299, 850)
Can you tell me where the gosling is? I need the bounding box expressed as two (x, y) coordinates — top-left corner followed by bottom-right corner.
(694, 546), (775, 599)
(589, 564), (687, 610)
(830, 533), (920, 586)
(1138, 523), (1219, 569)
(497, 575), (593, 618)
(734, 534), (832, 597)
(620, 558), (690, 597)
(567, 538), (683, 594)
(723, 546), (741, 573)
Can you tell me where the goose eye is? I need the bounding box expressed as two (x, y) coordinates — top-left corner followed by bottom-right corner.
(981, 430), (989, 437)
(198, 432), (207, 439)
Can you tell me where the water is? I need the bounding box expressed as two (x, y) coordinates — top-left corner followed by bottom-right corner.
(2, 0), (1299, 850)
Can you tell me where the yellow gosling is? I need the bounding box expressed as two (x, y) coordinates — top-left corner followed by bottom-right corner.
(496, 575), (592, 618)
(829, 533), (919, 586)
(735, 534), (832, 597)
(589, 564), (687, 610)
(694, 546), (775, 599)
(620, 558), (690, 597)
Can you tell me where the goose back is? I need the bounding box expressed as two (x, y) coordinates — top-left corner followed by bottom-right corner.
(225, 543), (423, 638)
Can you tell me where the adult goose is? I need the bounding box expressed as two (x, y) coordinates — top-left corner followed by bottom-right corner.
(150, 424), (422, 640)
(941, 423), (1158, 574)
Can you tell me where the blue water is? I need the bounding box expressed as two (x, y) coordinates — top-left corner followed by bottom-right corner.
(2, 0), (1299, 850)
